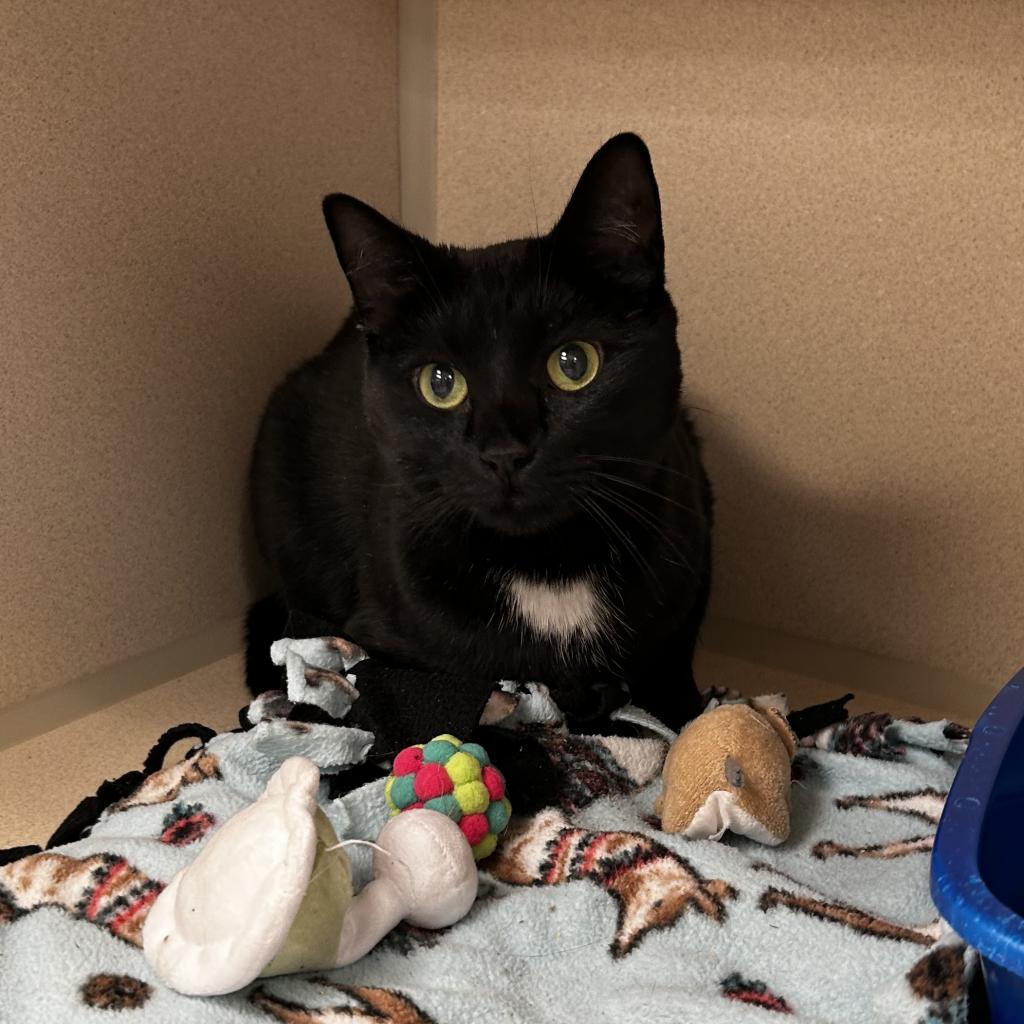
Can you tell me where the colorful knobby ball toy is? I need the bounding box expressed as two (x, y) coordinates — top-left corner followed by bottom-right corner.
(386, 734), (511, 859)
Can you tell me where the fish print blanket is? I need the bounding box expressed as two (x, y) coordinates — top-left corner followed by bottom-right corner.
(0, 639), (975, 1023)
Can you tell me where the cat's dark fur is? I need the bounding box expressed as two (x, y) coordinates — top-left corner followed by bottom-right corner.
(246, 133), (712, 732)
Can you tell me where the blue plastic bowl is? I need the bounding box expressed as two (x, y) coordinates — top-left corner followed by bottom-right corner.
(932, 666), (1024, 1024)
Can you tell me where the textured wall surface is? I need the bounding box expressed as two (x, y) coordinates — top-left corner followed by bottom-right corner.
(435, 0), (1024, 687)
(1, 0), (399, 706)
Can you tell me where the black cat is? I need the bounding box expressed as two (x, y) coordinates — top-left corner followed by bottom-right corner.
(247, 133), (712, 734)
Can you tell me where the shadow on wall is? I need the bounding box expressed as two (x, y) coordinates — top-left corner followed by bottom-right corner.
(697, 410), (986, 684)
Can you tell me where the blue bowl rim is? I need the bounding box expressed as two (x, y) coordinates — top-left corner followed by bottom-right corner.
(931, 665), (1024, 972)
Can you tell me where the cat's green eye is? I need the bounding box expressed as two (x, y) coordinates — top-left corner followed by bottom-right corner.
(417, 363), (468, 409)
(547, 341), (600, 392)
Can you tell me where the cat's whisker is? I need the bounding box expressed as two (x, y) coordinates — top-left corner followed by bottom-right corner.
(584, 483), (695, 577)
(584, 453), (696, 483)
(586, 478), (679, 536)
(574, 490), (663, 594)
(581, 487), (675, 577)
(586, 482), (673, 543)
(588, 470), (705, 523)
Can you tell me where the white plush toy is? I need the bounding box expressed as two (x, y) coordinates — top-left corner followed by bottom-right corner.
(143, 756), (478, 996)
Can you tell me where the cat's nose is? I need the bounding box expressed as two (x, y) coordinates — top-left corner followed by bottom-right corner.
(479, 443), (535, 480)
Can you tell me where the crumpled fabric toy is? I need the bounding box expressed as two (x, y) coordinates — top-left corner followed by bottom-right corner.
(262, 637), (571, 813)
(265, 636), (498, 759)
(656, 698), (800, 845)
(143, 756), (478, 996)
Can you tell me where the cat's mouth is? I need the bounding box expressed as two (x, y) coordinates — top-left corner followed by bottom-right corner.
(475, 490), (572, 537)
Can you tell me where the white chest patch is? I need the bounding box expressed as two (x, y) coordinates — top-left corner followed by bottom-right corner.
(503, 574), (608, 643)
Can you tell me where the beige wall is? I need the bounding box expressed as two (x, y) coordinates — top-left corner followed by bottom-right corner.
(435, 0), (1024, 690)
(1, 0), (399, 707)
(5, 0), (1022, 718)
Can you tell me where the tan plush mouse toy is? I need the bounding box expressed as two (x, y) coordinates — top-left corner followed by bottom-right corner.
(656, 699), (799, 846)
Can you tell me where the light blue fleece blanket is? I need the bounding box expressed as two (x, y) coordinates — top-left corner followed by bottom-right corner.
(0, 639), (973, 1023)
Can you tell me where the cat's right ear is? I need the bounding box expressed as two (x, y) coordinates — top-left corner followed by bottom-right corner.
(322, 194), (430, 332)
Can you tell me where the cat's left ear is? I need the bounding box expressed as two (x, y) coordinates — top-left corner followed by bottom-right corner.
(322, 194), (434, 333)
(551, 133), (665, 293)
